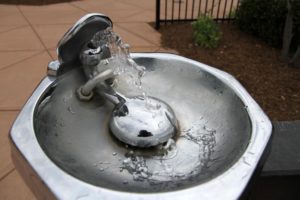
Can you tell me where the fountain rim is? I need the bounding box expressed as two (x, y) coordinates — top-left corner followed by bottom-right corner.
(10, 53), (272, 200)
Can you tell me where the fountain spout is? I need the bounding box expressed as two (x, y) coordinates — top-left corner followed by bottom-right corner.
(55, 13), (113, 75)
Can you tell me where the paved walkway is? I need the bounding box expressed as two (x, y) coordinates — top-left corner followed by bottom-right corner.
(0, 0), (176, 199)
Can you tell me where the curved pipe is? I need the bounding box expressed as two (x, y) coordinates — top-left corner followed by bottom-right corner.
(80, 69), (114, 96)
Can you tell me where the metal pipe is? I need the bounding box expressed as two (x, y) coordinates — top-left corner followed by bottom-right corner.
(198, 0), (202, 17)
(178, 0), (182, 21)
(222, 0), (228, 23)
(165, 0), (168, 24)
(217, 0), (222, 22)
(185, 0), (188, 20)
(229, 0), (234, 20)
(191, 0), (195, 19)
(156, 0), (161, 29)
(204, 0), (208, 14)
(172, 0), (175, 22)
(211, 0), (215, 17)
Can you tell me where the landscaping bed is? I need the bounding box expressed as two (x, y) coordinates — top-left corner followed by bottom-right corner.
(158, 23), (300, 121)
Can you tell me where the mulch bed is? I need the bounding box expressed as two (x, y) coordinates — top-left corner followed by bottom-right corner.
(158, 23), (300, 121)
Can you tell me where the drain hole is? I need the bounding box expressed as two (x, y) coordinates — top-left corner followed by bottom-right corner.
(138, 130), (153, 137)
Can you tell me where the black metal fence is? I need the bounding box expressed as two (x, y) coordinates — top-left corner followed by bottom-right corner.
(155, 0), (240, 29)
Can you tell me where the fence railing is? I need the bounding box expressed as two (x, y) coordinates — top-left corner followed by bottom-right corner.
(155, 0), (240, 29)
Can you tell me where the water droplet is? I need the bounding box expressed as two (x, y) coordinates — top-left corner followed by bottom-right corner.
(158, 121), (164, 128)
(140, 172), (148, 178)
(99, 168), (105, 172)
(112, 152), (117, 156)
(103, 59), (109, 65)
(123, 158), (131, 164)
(67, 106), (76, 114)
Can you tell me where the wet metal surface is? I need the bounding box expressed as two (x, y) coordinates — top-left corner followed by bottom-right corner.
(10, 53), (272, 199)
(110, 96), (178, 148)
(35, 55), (252, 193)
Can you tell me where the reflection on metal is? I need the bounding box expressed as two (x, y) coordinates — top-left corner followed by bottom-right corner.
(110, 96), (178, 147)
(47, 60), (60, 77)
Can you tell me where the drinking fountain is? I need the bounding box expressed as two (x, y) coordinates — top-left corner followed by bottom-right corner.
(10, 13), (272, 200)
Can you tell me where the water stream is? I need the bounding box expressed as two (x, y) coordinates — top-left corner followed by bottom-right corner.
(91, 27), (147, 98)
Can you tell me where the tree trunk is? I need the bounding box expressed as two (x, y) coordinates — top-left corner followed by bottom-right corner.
(281, 0), (294, 61)
(290, 45), (300, 67)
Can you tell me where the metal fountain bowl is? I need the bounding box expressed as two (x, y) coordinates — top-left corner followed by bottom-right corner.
(10, 13), (272, 200)
(9, 14), (272, 200)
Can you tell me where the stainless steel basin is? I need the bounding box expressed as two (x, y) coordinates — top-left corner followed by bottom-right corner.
(10, 52), (272, 199)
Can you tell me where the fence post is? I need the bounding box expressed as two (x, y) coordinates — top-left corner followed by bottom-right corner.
(156, 0), (161, 29)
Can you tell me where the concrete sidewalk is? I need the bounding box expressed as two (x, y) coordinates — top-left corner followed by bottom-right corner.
(0, 0), (176, 199)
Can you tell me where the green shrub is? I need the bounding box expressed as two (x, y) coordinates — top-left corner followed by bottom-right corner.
(235, 0), (300, 49)
(191, 16), (221, 48)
